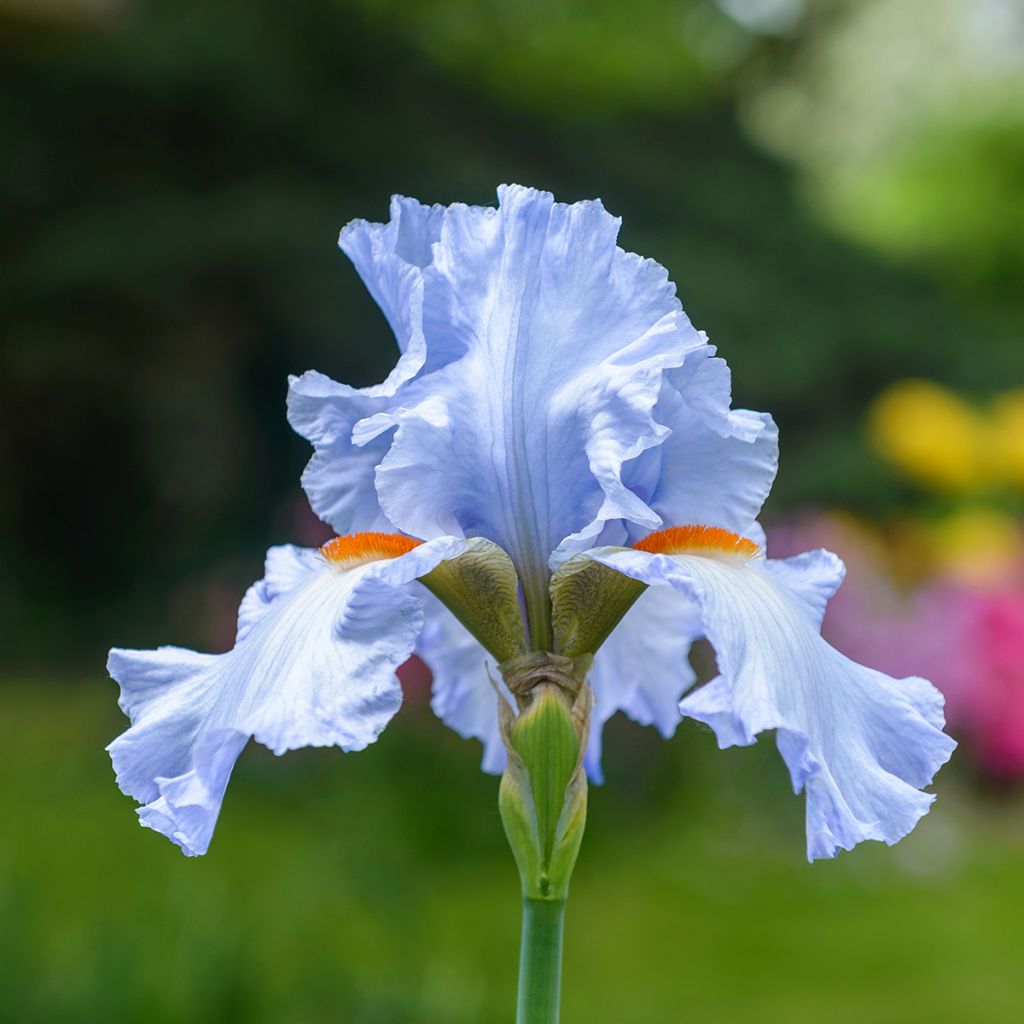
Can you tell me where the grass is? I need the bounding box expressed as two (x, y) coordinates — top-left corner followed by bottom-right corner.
(2, 677), (1023, 1023)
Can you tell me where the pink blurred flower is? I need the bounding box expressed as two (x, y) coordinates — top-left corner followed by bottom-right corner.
(943, 590), (1024, 779)
(768, 512), (1024, 781)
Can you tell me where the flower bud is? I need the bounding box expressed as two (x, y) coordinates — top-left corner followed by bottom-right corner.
(498, 675), (591, 901)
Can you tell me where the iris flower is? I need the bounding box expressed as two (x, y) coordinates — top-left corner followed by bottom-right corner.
(108, 185), (954, 1022)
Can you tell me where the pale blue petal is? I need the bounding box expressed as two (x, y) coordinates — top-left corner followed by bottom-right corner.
(287, 370), (398, 534)
(762, 547), (845, 626)
(107, 538), (465, 855)
(340, 196), (446, 352)
(294, 185), (704, 602)
(595, 546), (956, 861)
(583, 584), (700, 781)
(235, 544), (323, 642)
(286, 197), (445, 533)
(378, 186), (706, 592)
(291, 188), (778, 591)
(417, 596), (508, 774)
(621, 347), (778, 542)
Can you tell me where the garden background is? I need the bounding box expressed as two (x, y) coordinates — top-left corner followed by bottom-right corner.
(3, 0), (1024, 1020)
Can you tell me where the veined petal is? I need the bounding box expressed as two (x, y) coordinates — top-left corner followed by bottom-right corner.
(291, 185), (705, 615)
(621, 347), (779, 543)
(107, 536), (465, 855)
(235, 544), (323, 642)
(376, 185), (703, 589)
(594, 539), (955, 861)
(286, 197), (445, 534)
(763, 547), (846, 626)
(583, 584), (700, 782)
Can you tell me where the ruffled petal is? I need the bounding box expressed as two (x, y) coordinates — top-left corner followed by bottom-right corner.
(291, 185), (704, 604)
(621, 347), (779, 542)
(287, 371), (398, 534)
(594, 545), (956, 860)
(107, 537), (465, 855)
(377, 185), (705, 589)
(583, 584), (700, 781)
(286, 197), (445, 534)
(235, 544), (323, 641)
(340, 195), (446, 353)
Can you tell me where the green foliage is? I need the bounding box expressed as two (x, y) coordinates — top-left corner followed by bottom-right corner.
(743, 0), (1024, 295)
(3, 680), (1024, 1023)
(345, 0), (746, 117)
(829, 111), (1024, 290)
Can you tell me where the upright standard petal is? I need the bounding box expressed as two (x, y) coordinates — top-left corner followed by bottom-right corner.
(290, 187), (706, 637)
(594, 530), (955, 860)
(107, 536), (465, 855)
(619, 347), (779, 544)
(287, 197), (445, 534)
(374, 186), (703, 589)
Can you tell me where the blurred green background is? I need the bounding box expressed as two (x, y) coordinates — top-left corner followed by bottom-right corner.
(2, 0), (1024, 1020)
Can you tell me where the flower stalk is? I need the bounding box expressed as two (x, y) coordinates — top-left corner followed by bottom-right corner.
(498, 653), (592, 1023)
(516, 897), (566, 1024)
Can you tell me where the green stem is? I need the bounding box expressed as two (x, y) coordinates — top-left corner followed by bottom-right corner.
(516, 897), (566, 1024)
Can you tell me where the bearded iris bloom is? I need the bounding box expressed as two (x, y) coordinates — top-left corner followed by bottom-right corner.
(108, 185), (954, 1022)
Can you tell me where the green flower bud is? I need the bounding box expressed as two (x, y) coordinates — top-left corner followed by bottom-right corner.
(498, 661), (591, 901)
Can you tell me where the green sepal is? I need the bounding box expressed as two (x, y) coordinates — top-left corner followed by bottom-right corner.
(549, 551), (647, 658)
(420, 538), (528, 663)
(499, 683), (590, 901)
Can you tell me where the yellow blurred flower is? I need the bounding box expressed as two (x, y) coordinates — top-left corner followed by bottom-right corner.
(868, 380), (986, 491)
(990, 389), (1024, 488)
(927, 507), (1022, 587)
